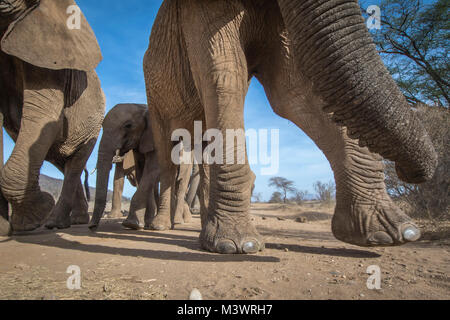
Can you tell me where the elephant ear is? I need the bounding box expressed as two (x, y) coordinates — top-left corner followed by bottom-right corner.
(1, 0), (102, 71)
(139, 111), (155, 154)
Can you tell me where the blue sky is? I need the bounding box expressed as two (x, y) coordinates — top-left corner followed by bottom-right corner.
(3, 0), (340, 201)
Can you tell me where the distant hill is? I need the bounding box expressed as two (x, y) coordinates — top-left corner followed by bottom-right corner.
(39, 174), (129, 202)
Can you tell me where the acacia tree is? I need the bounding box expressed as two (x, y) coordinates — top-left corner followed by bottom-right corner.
(362, 0), (449, 107)
(269, 177), (297, 203)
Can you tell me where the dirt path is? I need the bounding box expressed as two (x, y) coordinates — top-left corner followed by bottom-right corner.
(0, 203), (448, 300)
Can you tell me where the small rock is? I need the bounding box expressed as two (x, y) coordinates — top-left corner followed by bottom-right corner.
(14, 263), (30, 270)
(295, 217), (307, 223)
(284, 248), (289, 252)
(189, 288), (203, 300)
(277, 217), (286, 221)
(360, 294), (365, 298)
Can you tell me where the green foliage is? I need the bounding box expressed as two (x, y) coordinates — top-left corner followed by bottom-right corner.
(362, 0), (449, 107)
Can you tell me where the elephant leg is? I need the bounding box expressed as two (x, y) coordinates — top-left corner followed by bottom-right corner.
(149, 121), (177, 231)
(256, 40), (421, 247)
(110, 162), (125, 218)
(186, 164), (200, 212)
(183, 18), (262, 254)
(0, 66), (72, 232)
(45, 139), (96, 229)
(144, 154), (160, 229)
(70, 180), (90, 225)
(124, 153), (159, 230)
(173, 163), (192, 225)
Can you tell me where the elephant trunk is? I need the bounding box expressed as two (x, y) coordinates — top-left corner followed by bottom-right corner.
(277, 0), (437, 183)
(90, 142), (114, 228)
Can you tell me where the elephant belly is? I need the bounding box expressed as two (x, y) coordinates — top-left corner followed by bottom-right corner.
(144, 0), (203, 121)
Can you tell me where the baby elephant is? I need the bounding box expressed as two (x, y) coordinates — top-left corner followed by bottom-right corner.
(90, 104), (159, 230)
(90, 103), (198, 231)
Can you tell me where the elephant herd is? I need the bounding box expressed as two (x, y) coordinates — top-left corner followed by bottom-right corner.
(0, 0), (438, 255)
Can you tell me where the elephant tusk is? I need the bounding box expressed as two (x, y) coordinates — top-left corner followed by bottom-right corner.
(112, 149), (124, 164)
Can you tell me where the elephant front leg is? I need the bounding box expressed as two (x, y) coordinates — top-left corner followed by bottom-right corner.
(124, 153), (159, 230)
(0, 76), (68, 232)
(257, 54), (420, 247)
(190, 71), (262, 253)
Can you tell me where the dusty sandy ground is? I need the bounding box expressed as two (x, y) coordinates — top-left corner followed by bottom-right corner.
(0, 203), (448, 300)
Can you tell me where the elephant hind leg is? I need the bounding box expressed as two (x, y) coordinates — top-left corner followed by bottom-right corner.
(256, 40), (420, 247)
(0, 65), (70, 232)
(70, 180), (90, 225)
(45, 139), (96, 230)
(182, 18), (262, 254)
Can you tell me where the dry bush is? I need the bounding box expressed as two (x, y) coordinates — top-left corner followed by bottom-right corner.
(385, 104), (449, 220)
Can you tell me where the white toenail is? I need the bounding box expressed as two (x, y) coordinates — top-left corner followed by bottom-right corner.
(403, 227), (419, 241)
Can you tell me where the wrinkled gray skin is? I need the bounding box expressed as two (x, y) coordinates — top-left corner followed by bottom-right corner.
(109, 150), (140, 218)
(89, 104), (159, 230)
(0, 0), (104, 235)
(144, 0), (437, 254)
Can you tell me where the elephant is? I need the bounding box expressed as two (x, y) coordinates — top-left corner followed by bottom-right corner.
(89, 103), (198, 231)
(0, 0), (105, 235)
(143, 0), (438, 254)
(109, 150), (140, 219)
(89, 104), (160, 231)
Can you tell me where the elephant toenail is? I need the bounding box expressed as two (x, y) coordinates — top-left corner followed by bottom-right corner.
(242, 240), (259, 254)
(216, 240), (237, 254)
(369, 231), (394, 245)
(402, 226), (421, 242)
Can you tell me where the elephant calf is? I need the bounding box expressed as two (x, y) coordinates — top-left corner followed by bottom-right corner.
(89, 104), (200, 230)
(89, 104), (159, 230)
(0, 0), (105, 235)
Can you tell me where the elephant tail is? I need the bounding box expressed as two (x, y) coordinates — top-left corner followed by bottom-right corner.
(84, 167), (91, 202)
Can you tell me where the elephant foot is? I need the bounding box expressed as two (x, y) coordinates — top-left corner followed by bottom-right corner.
(332, 193), (421, 247)
(122, 216), (142, 230)
(200, 215), (264, 254)
(70, 211), (90, 225)
(149, 213), (172, 231)
(10, 192), (55, 232)
(0, 215), (11, 236)
(45, 201), (72, 230)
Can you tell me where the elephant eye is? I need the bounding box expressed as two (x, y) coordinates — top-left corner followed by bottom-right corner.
(124, 123), (133, 129)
